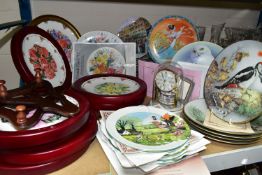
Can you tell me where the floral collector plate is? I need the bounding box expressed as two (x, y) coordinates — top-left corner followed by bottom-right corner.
(86, 47), (125, 75)
(147, 15), (199, 64)
(105, 106), (191, 152)
(30, 15), (81, 65)
(172, 41), (223, 66)
(204, 40), (262, 124)
(11, 26), (72, 92)
(78, 31), (122, 43)
(81, 76), (140, 95)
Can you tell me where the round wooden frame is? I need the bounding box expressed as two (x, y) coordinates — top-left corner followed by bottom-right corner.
(0, 146), (87, 175)
(0, 89), (90, 149)
(29, 14), (81, 39)
(11, 26), (72, 92)
(73, 74), (147, 112)
(0, 110), (97, 165)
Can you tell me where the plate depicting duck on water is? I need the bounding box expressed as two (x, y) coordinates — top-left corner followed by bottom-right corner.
(204, 40), (262, 124)
(105, 106), (191, 152)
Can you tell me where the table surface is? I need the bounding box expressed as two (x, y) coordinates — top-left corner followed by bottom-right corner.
(48, 136), (262, 175)
(49, 97), (262, 174)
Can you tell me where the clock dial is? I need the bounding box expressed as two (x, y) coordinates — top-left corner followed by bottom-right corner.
(155, 70), (176, 91)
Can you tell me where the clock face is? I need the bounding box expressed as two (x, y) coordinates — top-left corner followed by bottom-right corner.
(155, 70), (176, 91)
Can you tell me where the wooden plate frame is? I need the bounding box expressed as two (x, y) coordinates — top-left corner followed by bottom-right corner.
(0, 89), (90, 149)
(11, 26), (72, 92)
(73, 74), (147, 112)
(0, 110), (97, 165)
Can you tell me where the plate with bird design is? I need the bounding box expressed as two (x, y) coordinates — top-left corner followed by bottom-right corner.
(105, 106), (191, 152)
(171, 41), (223, 66)
(204, 40), (262, 124)
(147, 15), (199, 64)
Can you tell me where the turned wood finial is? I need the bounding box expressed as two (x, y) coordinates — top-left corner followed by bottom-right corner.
(34, 68), (42, 84)
(16, 105), (27, 125)
(0, 80), (7, 98)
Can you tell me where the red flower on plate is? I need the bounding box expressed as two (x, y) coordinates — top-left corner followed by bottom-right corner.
(28, 44), (57, 80)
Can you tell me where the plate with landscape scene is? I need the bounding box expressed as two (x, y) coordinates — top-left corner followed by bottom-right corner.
(204, 40), (262, 124)
(105, 106), (191, 152)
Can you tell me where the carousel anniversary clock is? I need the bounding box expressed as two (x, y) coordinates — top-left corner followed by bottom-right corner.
(153, 63), (194, 110)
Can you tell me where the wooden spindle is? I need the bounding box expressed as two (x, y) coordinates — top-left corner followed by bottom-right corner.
(34, 68), (42, 84)
(16, 105), (27, 125)
(0, 80), (7, 98)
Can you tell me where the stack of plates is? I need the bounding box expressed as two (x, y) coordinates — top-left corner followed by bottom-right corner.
(0, 90), (97, 175)
(97, 106), (210, 174)
(183, 99), (262, 145)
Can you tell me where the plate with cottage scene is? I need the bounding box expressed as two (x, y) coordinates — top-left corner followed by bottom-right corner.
(105, 106), (191, 152)
(78, 31), (122, 43)
(172, 41), (223, 66)
(117, 17), (151, 58)
(86, 47), (125, 75)
(204, 40), (262, 124)
(11, 26), (72, 92)
(29, 15), (81, 65)
(147, 15), (199, 64)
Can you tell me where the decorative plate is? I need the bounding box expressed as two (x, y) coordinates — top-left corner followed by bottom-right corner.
(172, 41), (223, 66)
(81, 76), (140, 95)
(105, 106), (191, 152)
(184, 98), (262, 136)
(11, 26), (72, 92)
(78, 31), (122, 43)
(0, 111), (97, 166)
(86, 47), (125, 75)
(73, 74), (147, 112)
(29, 15), (81, 65)
(117, 17), (151, 58)
(204, 40), (262, 123)
(147, 15), (199, 64)
(0, 89), (90, 149)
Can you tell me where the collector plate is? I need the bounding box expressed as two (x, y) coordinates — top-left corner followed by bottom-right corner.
(105, 106), (191, 152)
(78, 31), (122, 43)
(11, 26), (72, 92)
(30, 15), (81, 65)
(0, 89), (90, 149)
(204, 40), (262, 123)
(117, 17), (151, 58)
(80, 76), (140, 95)
(184, 98), (262, 136)
(172, 41), (223, 66)
(0, 111), (97, 165)
(147, 15), (198, 64)
(86, 47), (125, 74)
(73, 74), (147, 112)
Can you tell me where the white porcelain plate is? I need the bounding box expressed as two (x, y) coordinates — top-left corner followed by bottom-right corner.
(86, 47), (126, 74)
(105, 106), (191, 152)
(22, 34), (67, 87)
(78, 31), (123, 43)
(172, 41), (223, 66)
(81, 76), (140, 95)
